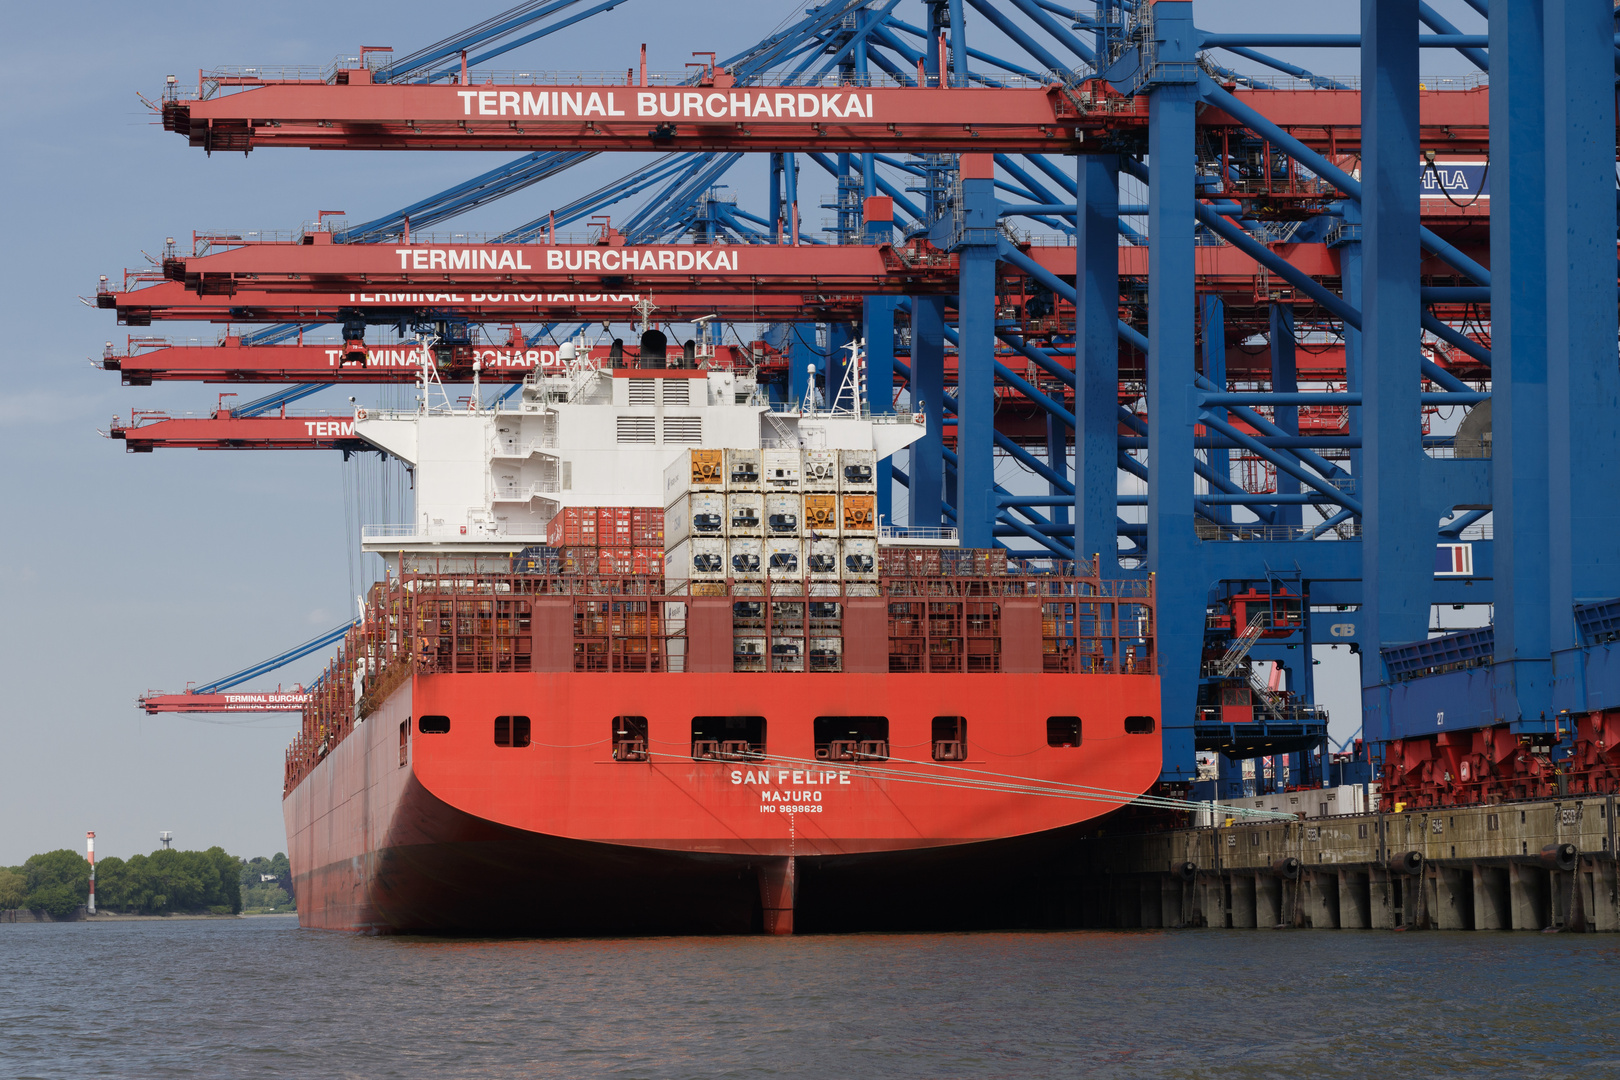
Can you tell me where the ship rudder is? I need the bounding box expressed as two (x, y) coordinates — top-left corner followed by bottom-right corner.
(758, 856), (795, 935)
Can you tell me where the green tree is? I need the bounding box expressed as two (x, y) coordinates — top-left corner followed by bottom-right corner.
(0, 868), (26, 909)
(23, 849), (89, 914)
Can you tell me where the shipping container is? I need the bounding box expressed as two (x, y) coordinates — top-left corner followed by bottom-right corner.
(838, 449), (877, 492)
(663, 448), (725, 507)
(879, 546), (910, 576)
(664, 537), (726, 582)
(808, 581), (843, 597)
(802, 448), (839, 492)
(766, 537), (805, 579)
(597, 547), (635, 575)
(631, 507), (664, 547)
(726, 491), (763, 536)
(510, 545), (562, 574)
(803, 492), (839, 534)
(547, 506), (600, 547)
(631, 547), (663, 575)
(764, 493), (802, 537)
(842, 537), (878, 580)
(907, 548), (942, 576)
(598, 506), (635, 548)
(733, 635), (767, 672)
(724, 448), (762, 490)
(761, 447), (801, 491)
(840, 493), (876, 533)
(808, 636), (843, 672)
(806, 536), (841, 579)
(559, 545), (599, 575)
(973, 548), (1009, 576)
(845, 582), (881, 597)
(728, 537), (764, 579)
(663, 492), (726, 547)
(768, 637), (805, 672)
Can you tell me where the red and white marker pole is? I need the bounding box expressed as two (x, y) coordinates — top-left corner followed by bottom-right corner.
(86, 832), (96, 916)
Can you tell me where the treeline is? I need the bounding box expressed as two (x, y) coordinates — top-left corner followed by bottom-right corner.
(0, 848), (297, 917)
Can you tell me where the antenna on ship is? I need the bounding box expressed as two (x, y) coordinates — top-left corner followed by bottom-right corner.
(829, 338), (867, 418)
(632, 294), (658, 333)
(414, 331), (453, 413)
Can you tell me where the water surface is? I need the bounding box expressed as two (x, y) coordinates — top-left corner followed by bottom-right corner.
(2, 918), (1616, 1078)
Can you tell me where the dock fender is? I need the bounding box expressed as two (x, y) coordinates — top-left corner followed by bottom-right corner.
(1539, 843), (1577, 872)
(1387, 851), (1424, 876)
(1177, 860), (1197, 883)
(1269, 857), (1301, 880)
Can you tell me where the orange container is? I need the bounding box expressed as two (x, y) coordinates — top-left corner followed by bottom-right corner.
(840, 494), (876, 533)
(803, 493), (838, 532)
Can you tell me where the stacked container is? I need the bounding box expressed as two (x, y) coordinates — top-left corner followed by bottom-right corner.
(724, 448), (761, 489)
(663, 447), (898, 627)
(764, 493), (801, 537)
(838, 449), (877, 493)
(761, 448), (801, 491)
(727, 492), (763, 535)
(666, 491), (726, 546)
(545, 506), (663, 577)
(803, 492), (838, 534)
(801, 449), (839, 492)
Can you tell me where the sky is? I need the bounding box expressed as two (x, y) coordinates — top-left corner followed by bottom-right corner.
(0, 1), (1489, 866)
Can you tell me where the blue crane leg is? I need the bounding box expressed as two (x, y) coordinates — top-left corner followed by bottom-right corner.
(1269, 304), (1302, 532)
(1200, 296), (1231, 529)
(1144, 1), (1200, 784)
(1339, 202), (1365, 484)
(954, 161), (999, 548)
(1359, 0), (1433, 741)
(1489, 0), (1553, 727)
(1076, 154), (1121, 572)
(864, 295), (899, 525)
(910, 296), (947, 526)
(1546, 0), (1620, 670)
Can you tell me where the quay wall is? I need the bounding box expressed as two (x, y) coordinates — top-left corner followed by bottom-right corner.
(1080, 795), (1619, 931)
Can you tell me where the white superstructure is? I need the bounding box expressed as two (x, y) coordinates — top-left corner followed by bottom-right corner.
(355, 346), (925, 553)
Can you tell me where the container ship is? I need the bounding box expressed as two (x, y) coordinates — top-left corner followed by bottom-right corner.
(284, 340), (1161, 934)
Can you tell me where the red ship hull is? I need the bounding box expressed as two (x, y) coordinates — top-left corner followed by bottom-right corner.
(285, 670), (1161, 934)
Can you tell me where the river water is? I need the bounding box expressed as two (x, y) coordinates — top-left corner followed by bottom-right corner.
(1, 917), (1615, 1079)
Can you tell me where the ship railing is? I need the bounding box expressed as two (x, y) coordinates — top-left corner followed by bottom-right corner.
(362, 522), (553, 540)
(878, 525), (959, 544)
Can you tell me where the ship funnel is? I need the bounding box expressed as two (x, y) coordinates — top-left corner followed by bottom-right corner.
(609, 338), (625, 367)
(640, 328), (667, 369)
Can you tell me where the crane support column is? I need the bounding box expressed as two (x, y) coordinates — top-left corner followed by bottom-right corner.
(1200, 295), (1231, 529)
(1268, 303), (1302, 532)
(1077, 153), (1122, 570)
(1488, 0), (1552, 727)
(910, 296), (947, 527)
(954, 153), (999, 549)
(864, 194), (899, 526)
(1545, 0), (1620, 671)
(1358, 0), (1431, 740)
(1143, 0), (1199, 783)
(1336, 202), (1366, 484)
